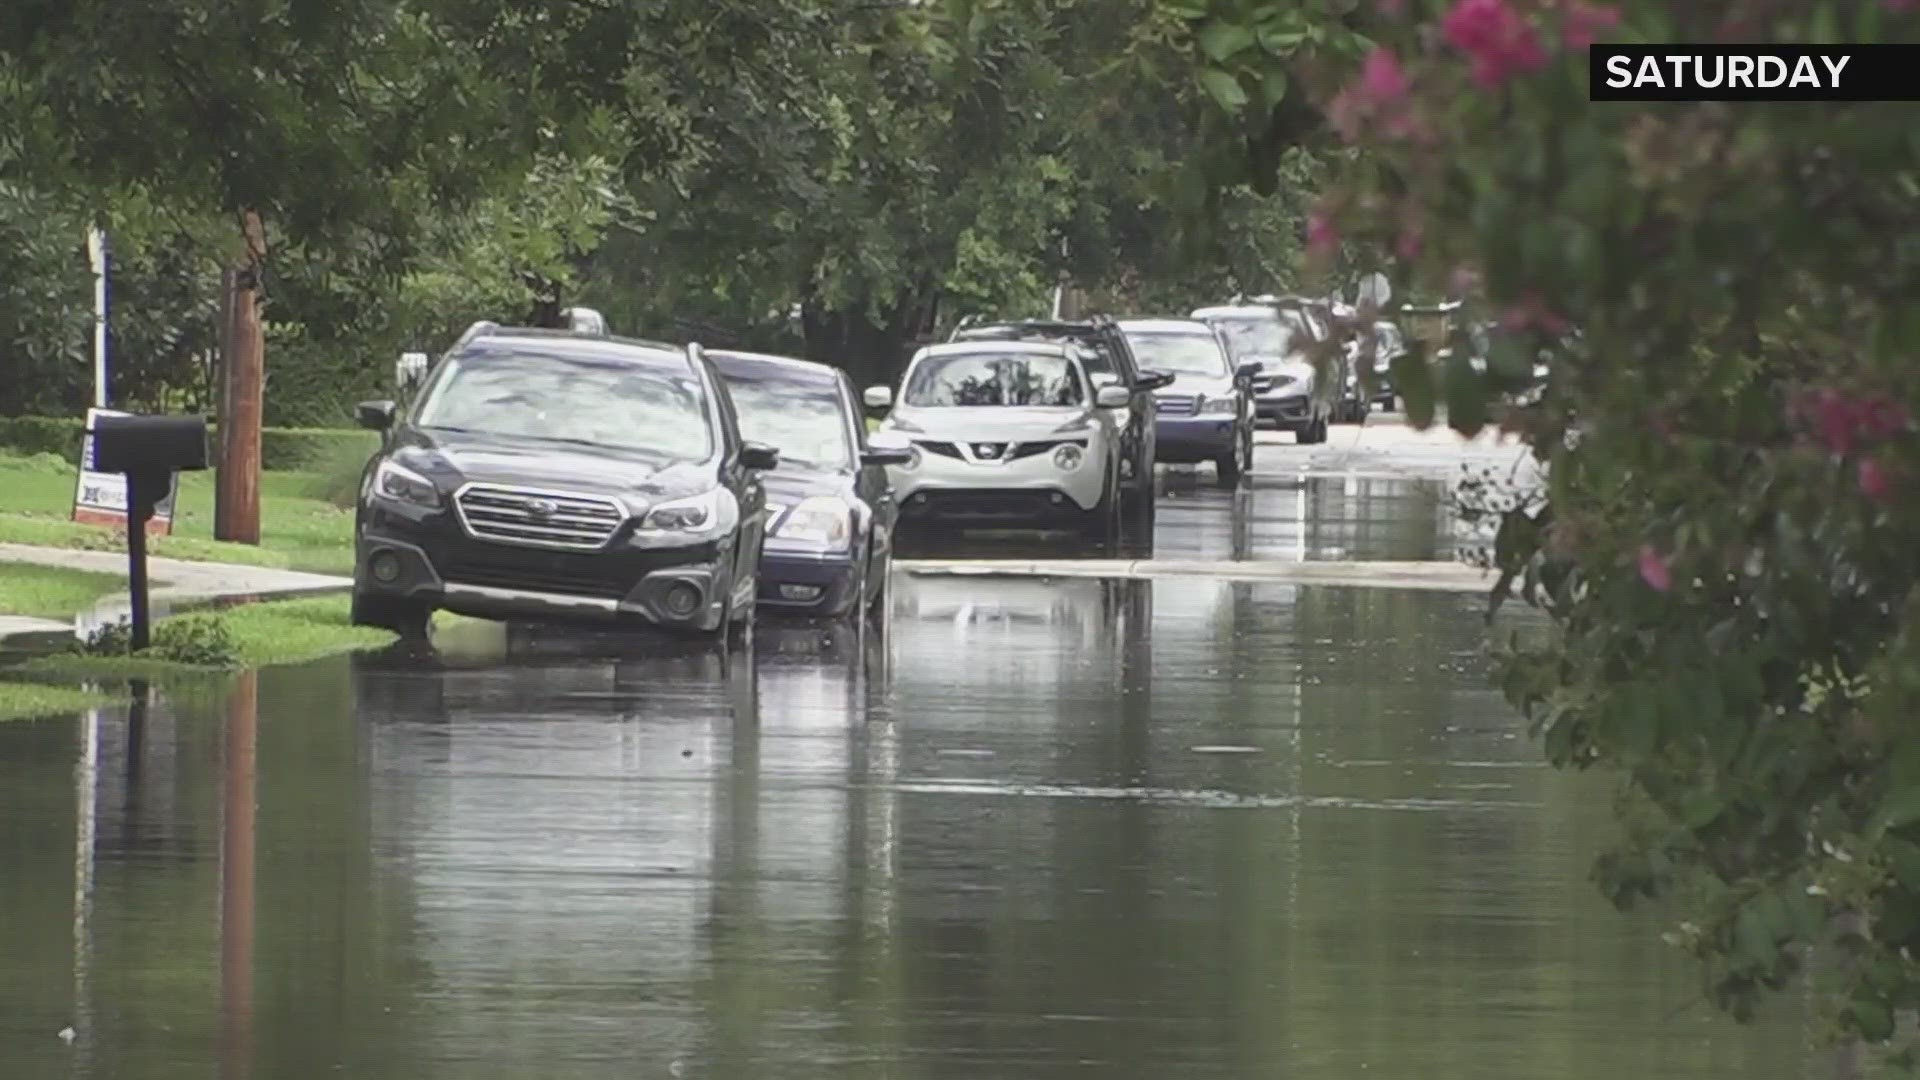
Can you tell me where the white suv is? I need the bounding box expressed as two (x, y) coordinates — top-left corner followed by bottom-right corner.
(863, 341), (1131, 539)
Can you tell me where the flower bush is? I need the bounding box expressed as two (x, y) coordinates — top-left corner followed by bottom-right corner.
(1186, 0), (1920, 1063)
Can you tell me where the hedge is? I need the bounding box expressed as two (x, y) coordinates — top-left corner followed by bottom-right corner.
(0, 415), (379, 472)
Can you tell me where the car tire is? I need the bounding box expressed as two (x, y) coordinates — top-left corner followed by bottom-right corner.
(1215, 432), (1248, 487)
(351, 590), (431, 639)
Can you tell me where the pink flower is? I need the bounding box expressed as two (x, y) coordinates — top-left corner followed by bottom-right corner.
(1638, 545), (1672, 592)
(1501, 293), (1569, 334)
(1442, 0), (1549, 87)
(1861, 458), (1894, 502)
(1887, 0), (1918, 12)
(1376, 0), (1407, 14)
(1307, 212), (1338, 257)
(1359, 49), (1411, 105)
(1396, 219), (1425, 260)
(1560, 2), (1621, 49)
(1799, 389), (1909, 454)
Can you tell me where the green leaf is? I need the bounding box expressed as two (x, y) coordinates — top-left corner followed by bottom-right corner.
(1734, 900), (1776, 970)
(1258, 67), (1289, 113)
(1875, 784), (1920, 832)
(1197, 22), (1258, 62)
(1885, 838), (1920, 890)
(1197, 67), (1249, 111)
(1849, 997), (1895, 1043)
(1255, 25), (1307, 53)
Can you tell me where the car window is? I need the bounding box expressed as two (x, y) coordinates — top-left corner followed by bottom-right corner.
(415, 349), (712, 457)
(1124, 332), (1229, 376)
(713, 361), (854, 471)
(1207, 312), (1309, 363)
(905, 352), (1085, 407)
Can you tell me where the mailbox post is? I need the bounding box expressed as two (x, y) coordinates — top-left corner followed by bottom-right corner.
(89, 415), (209, 650)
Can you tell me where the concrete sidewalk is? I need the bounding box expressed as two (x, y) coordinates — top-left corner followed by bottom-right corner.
(0, 543), (350, 645)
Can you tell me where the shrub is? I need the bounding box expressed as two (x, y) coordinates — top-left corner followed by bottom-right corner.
(82, 612), (241, 668)
(1182, 0), (1920, 1062)
(0, 414), (377, 471)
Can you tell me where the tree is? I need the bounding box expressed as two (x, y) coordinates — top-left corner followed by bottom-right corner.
(1187, 0), (1920, 1066)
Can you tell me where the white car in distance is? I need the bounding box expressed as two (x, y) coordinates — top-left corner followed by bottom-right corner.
(864, 341), (1131, 540)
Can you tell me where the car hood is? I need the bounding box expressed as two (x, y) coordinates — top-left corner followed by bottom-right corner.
(1155, 373), (1235, 397)
(885, 405), (1096, 441)
(391, 427), (716, 502)
(760, 462), (853, 506)
(1246, 356), (1315, 384)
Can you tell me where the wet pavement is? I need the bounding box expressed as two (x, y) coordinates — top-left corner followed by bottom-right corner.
(0, 574), (1812, 1079)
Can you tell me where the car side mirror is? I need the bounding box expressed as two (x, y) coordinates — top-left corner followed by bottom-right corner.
(741, 442), (781, 471)
(1095, 385), (1131, 409)
(1136, 370), (1176, 392)
(356, 400), (397, 430)
(1236, 363), (1263, 381)
(863, 385), (894, 410)
(860, 445), (914, 467)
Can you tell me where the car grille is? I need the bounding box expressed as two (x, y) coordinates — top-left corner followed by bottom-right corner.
(1008, 439), (1086, 460)
(454, 484), (627, 550)
(916, 440), (964, 459)
(1155, 395), (1197, 416)
(448, 560), (632, 600)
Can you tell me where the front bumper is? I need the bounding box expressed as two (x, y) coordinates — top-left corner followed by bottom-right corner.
(1153, 415), (1238, 462)
(355, 504), (738, 632)
(1254, 393), (1314, 429)
(756, 547), (860, 616)
(887, 438), (1108, 514)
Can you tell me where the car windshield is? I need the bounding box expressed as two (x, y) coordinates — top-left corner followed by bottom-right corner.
(1210, 313), (1306, 363)
(1125, 332), (1228, 376)
(712, 362), (852, 471)
(414, 349), (711, 457)
(964, 326), (1116, 377)
(904, 352), (1085, 407)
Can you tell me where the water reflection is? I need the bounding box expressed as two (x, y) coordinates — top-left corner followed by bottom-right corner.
(0, 577), (1813, 1079)
(901, 474), (1461, 565)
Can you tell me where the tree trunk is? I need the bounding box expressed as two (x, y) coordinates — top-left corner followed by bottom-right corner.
(799, 291), (936, 391)
(214, 211), (267, 545)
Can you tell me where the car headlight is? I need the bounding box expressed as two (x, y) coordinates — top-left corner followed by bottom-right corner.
(371, 460), (440, 509)
(884, 416), (924, 434)
(771, 495), (853, 551)
(1053, 444), (1085, 471)
(898, 446), (923, 471)
(1052, 416), (1095, 435)
(1197, 395), (1238, 416)
(641, 488), (729, 533)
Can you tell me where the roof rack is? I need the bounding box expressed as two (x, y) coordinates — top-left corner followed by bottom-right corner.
(563, 307), (608, 336)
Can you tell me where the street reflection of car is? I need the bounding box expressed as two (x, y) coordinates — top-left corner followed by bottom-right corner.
(948, 317), (1173, 514)
(708, 349), (911, 624)
(1118, 318), (1259, 487)
(349, 322), (779, 641)
(864, 341), (1133, 540)
(891, 572), (1124, 654)
(1191, 300), (1336, 445)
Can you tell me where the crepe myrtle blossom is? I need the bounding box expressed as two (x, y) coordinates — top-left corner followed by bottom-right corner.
(1442, 0), (1549, 87)
(1795, 389), (1909, 455)
(1307, 212), (1339, 258)
(1861, 457), (1895, 502)
(1559, 2), (1621, 50)
(1500, 293), (1569, 335)
(1638, 544), (1673, 592)
(1329, 49), (1414, 142)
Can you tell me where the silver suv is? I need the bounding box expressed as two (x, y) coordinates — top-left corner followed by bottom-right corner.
(864, 341), (1131, 540)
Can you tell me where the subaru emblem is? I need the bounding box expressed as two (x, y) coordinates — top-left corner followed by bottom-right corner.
(524, 497), (559, 518)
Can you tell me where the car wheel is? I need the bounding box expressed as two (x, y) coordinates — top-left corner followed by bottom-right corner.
(1215, 432), (1247, 487)
(351, 590), (431, 639)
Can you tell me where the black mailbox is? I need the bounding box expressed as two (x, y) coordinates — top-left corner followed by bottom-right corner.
(85, 412), (211, 653)
(92, 414), (209, 475)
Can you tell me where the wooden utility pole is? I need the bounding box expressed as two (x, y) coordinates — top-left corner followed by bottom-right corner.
(215, 212), (267, 544)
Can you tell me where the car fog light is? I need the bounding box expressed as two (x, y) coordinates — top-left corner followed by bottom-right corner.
(370, 550), (402, 583)
(1049, 493), (1064, 504)
(780, 584), (823, 601)
(1052, 444), (1084, 470)
(663, 582), (702, 617)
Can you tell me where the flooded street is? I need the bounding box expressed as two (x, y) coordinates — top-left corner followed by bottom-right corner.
(0, 565), (1811, 1078)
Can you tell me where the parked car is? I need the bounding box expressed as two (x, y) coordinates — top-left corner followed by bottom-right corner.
(1365, 320), (1407, 409)
(948, 316), (1172, 512)
(349, 323), (779, 642)
(707, 349), (911, 624)
(864, 340), (1133, 540)
(1190, 301), (1337, 444)
(1117, 318), (1259, 486)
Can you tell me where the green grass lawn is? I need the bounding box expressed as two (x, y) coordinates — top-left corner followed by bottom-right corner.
(0, 452), (356, 575)
(0, 561), (128, 619)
